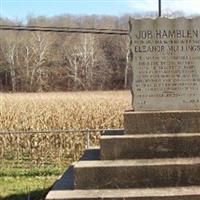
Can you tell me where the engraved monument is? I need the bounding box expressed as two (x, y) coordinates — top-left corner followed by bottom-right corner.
(46, 17), (200, 200)
(130, 17), (200, 111)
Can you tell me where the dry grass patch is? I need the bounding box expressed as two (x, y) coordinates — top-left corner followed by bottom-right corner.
(0, 91), (131, 166)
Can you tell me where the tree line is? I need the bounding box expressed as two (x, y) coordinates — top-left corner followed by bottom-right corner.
(0, 14), (133, 92)
(0, 10), (186, 92)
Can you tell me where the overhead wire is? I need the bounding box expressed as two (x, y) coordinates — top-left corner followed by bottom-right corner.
(0, 25), (129, 35)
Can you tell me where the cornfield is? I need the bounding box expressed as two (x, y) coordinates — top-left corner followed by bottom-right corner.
(0, 91), (131, 167)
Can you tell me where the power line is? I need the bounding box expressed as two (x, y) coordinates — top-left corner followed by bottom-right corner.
(0, 25), (129, 35)
(1, 24), (127, 32)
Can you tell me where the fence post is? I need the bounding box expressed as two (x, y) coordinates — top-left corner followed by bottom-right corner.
(86, 132), (90, 149)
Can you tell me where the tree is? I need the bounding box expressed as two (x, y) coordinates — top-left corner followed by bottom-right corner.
(21, 32), (52, 91)
(0, 14), (136, 91)
(1, 31), (20, 91)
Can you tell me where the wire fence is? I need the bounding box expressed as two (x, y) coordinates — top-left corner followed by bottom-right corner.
(0, 128), (121, 147)
(0, 128), (107, 135)
(0, 128), (123, 167)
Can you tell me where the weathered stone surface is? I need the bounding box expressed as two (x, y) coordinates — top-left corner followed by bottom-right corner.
(74, 158), (200, 189)
(46, 186), (200, 200)
(130, 17), (200, 111)
(100, 133), (200, 160)
(124, 110), (200, 134)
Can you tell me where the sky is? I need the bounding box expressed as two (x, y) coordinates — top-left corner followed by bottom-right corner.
(0, 0), (200, 21)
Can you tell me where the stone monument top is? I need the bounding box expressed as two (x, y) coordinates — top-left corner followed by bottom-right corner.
(130, 17), (200, 111)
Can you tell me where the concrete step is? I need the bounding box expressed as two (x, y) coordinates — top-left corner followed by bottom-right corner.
(124, 110), (200, 134)
(74, 158), (200, 189)
(46, 186), (200, 199)
(100, 133), (200, 160)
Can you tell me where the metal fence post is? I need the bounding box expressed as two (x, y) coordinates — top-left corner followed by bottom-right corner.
(86, 132), (90, 149)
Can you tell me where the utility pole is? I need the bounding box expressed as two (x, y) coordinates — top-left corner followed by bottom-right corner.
(158, 0), (161, 17)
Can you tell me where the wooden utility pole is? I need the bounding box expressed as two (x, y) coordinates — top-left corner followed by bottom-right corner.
(158, 0), (161, 17)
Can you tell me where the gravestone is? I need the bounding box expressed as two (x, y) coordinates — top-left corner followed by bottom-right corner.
(130, 17), (200, 111)
(126, 17), (200, 134)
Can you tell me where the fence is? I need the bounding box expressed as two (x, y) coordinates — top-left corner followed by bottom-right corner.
(0, 129), (121, 167)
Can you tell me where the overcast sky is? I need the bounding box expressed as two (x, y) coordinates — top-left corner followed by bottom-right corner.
(0, 0), (200, 20)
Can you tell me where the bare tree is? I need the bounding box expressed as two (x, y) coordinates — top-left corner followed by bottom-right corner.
(26, 32), (52, 91)
(0, 14), (135, 91)
(1, 31), (20, 91)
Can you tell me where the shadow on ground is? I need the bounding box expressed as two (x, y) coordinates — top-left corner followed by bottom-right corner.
(50, 148), (100, 192)
(1, 188), (49, 200)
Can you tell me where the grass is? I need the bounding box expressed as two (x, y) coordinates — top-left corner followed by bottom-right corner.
(0, 175), (57, 200)
(0, 164), (65, 177)
(0, 165), (65, 200)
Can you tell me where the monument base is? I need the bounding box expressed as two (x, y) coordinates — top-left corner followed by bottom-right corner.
(46, 110), (200, 199)
(124, 110), (200, 134)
